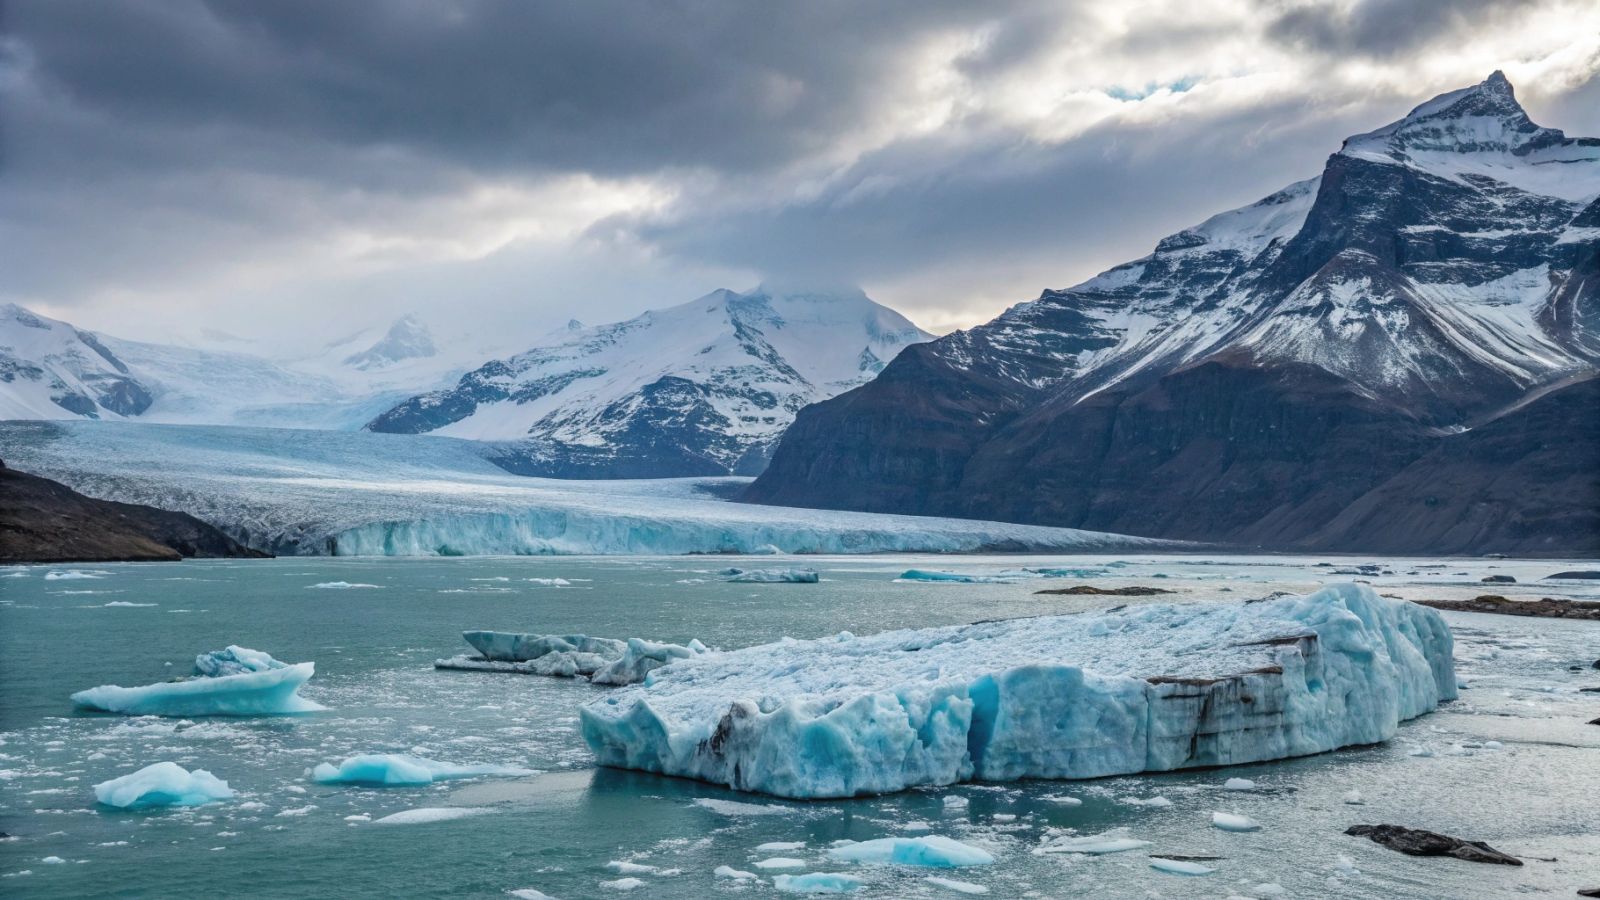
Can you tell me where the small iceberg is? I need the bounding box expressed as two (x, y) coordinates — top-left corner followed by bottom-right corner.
(94, 761), (233, 809)
(437, 632), (708, 685)
(1149, 858), (1214, 876)
(714, 865), (759, 880)
(895, 570), (1019, 584)
(581, 585), (1455, 798)
(72, 646), (324, 717)
(1211, 811), (1263, 832)
(827, 836), (994, 868)
(773, 872), (865, 894)
(722, 567), (820, 584)
(311, 754), (534, 786)
(925, 876), (988, 894)
(1035, 830), (1151, 855)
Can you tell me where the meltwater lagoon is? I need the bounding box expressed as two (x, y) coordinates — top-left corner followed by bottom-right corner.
(1, 554), (1597, 898)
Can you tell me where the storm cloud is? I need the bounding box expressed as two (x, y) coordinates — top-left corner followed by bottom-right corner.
(2, 0), (1597, 343)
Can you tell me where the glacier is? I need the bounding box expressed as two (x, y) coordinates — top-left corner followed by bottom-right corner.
(93, 761), (234, 809)
(579, 584), (1455, 799)
(72, 646), (324, 717)
(311, 754), (534, 786)
(0, 420), (1174, 556)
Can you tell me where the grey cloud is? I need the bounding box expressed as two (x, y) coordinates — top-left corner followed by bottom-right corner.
(1265, 0), (1542, 58)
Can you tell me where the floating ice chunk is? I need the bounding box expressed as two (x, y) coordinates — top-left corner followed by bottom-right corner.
(991, 813), (1016, 822)
(101, 601), (155, 607)
(691, 798), (793, 816)
(372, 807), (492, 825)
(581, 585), (1455, 799)
(93, 762), (233, 809)
(590, 637), (710, 686)
(508, 890), (556, 900)
(526, 578), (571, 586)
(1332, 854), (1359, 877)
(772, 873), (865, 893)
(925, 876), (988, 894)
(895, 570), (1019, 584)
(722, 568), (820, 584)
(714, 865), (759, 880)
(827, 836), (994, 868)
(755, 858), (807, 870)
(1035, 829), (1151, 855)
(1222, 778), (1256, 790)
(1483, 740), (1502, 750)
(599, 877), (644, 891)
(1342, 790), (1365, 805)
(1253, 884), (1287, 897)
(758, 842), (807, 851)
(72, 646), (323, 717)
(606, 861), (656, 875)
(1211, 812), (1263, 832)
(1041, 795), (1082, 806)
(307, 581), (382, 589)
(1121, 796), (1172, 808)
(45, 570), (104, 580)
(311, 754), (534, 786)
(1149, 858), (1214, 875)
(942, 796), (969, 810)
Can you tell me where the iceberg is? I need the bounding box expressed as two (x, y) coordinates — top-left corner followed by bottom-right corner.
(72, 646), (324, 717)
(0, 421), (1175, 556)
(580, 585), (1455, 799)
(826, 836), (994, 867)
(435, 632), (706, 685)
(94, 761), (233, 809)
(590, 637), (711, 687)
(311, 754), (534, 786)
(773, 873), (865, 893)
(1211, 811), (1263, 832)
(1149, 858), (1214, 876)
(895, 570), (1020, 584)
(722, 567), (821, 584)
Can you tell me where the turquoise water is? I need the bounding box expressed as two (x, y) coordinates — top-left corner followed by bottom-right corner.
(2, 555), (1597, 898)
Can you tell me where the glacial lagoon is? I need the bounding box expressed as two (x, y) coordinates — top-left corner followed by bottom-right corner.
(2, 554), (1597, 898)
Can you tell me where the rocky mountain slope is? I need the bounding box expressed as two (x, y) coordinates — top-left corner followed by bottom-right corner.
(746, 73), (1600, 556)
(0, 459), (266, 562)
(367, 286), (931, 477)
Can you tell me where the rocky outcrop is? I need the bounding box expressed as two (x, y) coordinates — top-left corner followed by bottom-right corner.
(0, 461), (267, 562)
(1344, 824), (1522, 865)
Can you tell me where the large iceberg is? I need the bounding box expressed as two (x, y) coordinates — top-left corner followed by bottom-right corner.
(94, 761), (233, 809)
(72, 646), (324, 716)
(580, 584), (1455, 798)
(435, 631), (708, 685)
(0, 421), (1176, 556)
(723, 567), (821, 584)
(311, 754), (534, 786)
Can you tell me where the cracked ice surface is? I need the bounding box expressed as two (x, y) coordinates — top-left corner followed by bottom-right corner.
(0, 420), (1175, 557)
(580, 584), (1455, 798)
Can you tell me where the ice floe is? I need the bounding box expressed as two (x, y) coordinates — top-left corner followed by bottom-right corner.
(714, 865), (759, 880)
(722, 567), (821, 583)
(93, 761), (233, 809)
(826, 836), (994, 867)
(308, 581), (382, 590)
(1034, 829), (1151, 855)
(72, 646), (324, 717)
(924, 876), (988, 894)
(580, 585), (1455, 798)
(1211, 811), (1263, 832)
(1149, 858), (1214, 875)
(772, 873), (865, 893)
(311, 754), (534, 786)
(372, 807), (492, 825)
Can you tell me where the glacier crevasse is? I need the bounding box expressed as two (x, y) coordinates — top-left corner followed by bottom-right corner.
(579, 585), (1455, 798)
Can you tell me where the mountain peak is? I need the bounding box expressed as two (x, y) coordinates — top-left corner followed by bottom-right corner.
(1341, 71), (1567, 159)
(343, 315), (437, 370)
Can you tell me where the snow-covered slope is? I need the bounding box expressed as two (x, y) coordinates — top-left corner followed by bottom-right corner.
(0, 420), (1172, 556)
(367, 286), (932, 477)
(750, 72), (1600, 554)
(0, 303), (156, 421)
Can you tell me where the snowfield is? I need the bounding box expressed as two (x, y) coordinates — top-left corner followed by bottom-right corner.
(580, 584), (1455, 798)
(0, 420), (1173, 556)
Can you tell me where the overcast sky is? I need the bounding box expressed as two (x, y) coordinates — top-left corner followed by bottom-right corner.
(3, 0), (1598, 350)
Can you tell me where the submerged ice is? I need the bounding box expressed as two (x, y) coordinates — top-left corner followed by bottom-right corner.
(580, 585), (1455, 798)
(72, 646), (324, 717)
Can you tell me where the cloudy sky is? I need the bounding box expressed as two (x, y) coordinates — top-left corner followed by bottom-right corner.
(3, 0), (1598, 351)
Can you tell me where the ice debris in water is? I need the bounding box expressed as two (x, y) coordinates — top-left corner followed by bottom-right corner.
(755, 858), (808, 870)
(714, 865), (759, 880)
(599, 877), (644, 891)
(722, 567), (820, 584)
(307, 581), (382, 589)
(372, 807), (492, 825)
(311, 754), (534, 786)
(758, 842), (807, 851)
(895, 570), (1020, 584)
(1211, 811), (1263, 832)
(1222, 777), (1256, 790)
(925, 876), (989, 894)
(93, 761), (233, 809)
(1034, 829), (1151, 855)
(436, 632), (708, 685)
(826, 836), (994, 867)
(772, 872), (865, 893)
(1149, 858), (1214, 876)
(72, 646), (324, 717)
(580, 585), (1455, 798)
(1343, 790), (1365, 805)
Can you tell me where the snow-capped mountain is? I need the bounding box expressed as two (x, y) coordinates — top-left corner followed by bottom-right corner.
(368, 286), (933, 477)
(748, 73), (1600, 555)
(0, 303), (156, 421)
(340, 315), (438, 370)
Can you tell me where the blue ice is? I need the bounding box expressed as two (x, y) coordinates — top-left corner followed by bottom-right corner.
(72, 646), (324, 717)
(312, 754), (534, 786)
(827, 836), (995, 867)
(94, 761), (233, 809)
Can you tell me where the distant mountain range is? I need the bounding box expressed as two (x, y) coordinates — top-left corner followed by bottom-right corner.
(746, 73), (1600, 556)
(367, 286), (932, 477)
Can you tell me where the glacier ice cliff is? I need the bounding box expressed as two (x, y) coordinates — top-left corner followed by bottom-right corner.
(0, 421), (1176, 556)
(72, 646), (324, 717)
(579, 584), (1455, 798)
(94, 761), (233, 809)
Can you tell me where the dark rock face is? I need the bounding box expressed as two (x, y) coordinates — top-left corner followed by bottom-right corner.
(0, 465), (267, 563)
(746, 73), (1600, 556)
(1482, 575), (1518, 584)
(1345, 824), (1522, 865)
(1411, 594), (1600, 621)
